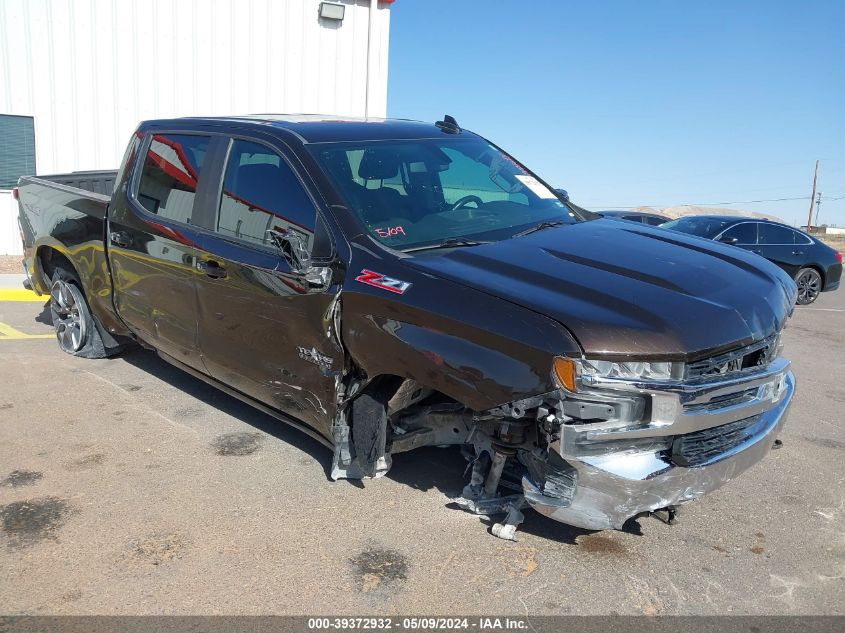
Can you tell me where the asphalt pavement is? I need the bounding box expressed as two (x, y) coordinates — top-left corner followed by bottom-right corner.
(1, 278), (843, 615)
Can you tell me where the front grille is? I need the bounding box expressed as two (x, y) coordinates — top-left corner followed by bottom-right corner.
(672, 414), (763, 467)
(685, 333), (780, 380)
(683, 387), (759, 413)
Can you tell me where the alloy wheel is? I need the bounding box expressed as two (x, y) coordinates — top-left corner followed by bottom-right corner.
(796, 270), (821, 305)
(51, 279), (88, 352)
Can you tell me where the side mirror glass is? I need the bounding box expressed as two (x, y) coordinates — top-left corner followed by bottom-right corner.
(266, 228), (331, 289)
(267, 228), (312, 271)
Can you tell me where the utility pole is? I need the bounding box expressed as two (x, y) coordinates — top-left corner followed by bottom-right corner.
(814, 192), (823, 226)
(806, 160), (819, 231)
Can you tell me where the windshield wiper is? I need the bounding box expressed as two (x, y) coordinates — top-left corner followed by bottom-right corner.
(403, 238), (491, 253)
(512, 220), (566, 238)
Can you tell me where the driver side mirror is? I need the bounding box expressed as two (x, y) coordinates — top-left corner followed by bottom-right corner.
(267, 227), (311, 270)
(266, 228), (332, 289)
(718, 236), (739, 245)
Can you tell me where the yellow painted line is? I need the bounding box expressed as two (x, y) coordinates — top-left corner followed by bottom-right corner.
(0, 322), (55, 340)
(0, 289), (48, 302)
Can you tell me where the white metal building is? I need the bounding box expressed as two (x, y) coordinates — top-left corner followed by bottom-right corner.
(0, 0), (393, 256)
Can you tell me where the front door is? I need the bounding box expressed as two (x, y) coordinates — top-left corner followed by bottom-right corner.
(718, 221), (758, 255)
(108, 132), (213, 371)
(193, 137), (342, 438)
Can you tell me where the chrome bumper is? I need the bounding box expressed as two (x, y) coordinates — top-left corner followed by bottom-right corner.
(523, 360), (795, 530)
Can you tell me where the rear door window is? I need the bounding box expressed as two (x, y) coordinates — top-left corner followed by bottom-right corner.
(136, 134), (210, 223)
(216, 140), (316, 249)
(758, 223), (795, 245)
(721, 223), (758, 244)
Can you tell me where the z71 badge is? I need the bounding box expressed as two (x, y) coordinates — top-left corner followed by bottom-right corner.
(355, 269), (412, 295)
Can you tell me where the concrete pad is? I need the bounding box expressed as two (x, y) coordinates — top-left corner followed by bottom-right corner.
(0, 273), (29, 289)
(1, 290), (844, 615)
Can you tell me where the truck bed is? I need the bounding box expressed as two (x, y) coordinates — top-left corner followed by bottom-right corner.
(17, 170), (126, 338)
(34, 170), (118, 197)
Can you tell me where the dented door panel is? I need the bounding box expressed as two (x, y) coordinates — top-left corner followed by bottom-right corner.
(194, 236), (343, 439)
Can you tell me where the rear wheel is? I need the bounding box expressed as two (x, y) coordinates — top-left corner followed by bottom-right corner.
(794, 267), (822, 305)
(50, 266), (108, 358)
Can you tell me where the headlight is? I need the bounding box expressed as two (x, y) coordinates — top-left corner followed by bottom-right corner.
(579, 359), (683, 381)
(553, 357), (684, 391)
(552, 357), (676, 457)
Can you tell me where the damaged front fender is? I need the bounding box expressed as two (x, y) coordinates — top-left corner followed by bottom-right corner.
(340, 275), (581, 412)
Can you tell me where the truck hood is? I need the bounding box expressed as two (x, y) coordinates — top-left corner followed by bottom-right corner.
(404, 219), (797, 361)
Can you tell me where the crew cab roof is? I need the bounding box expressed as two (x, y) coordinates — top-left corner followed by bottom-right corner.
(682, 215), (755, 223)
(137, 114), (469, 144)
(677, 215), (795, 225)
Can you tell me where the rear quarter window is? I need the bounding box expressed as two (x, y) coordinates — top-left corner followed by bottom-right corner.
(791, 229), (813, 245)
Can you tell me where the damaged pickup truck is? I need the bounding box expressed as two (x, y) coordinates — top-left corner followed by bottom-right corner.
(17, 114), (797, 539)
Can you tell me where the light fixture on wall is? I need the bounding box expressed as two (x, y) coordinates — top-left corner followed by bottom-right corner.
(319, 2), (345, 22)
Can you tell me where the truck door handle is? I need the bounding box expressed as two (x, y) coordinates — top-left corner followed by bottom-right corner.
(197, 260), (227, 279)
(109, 231), (132, 248)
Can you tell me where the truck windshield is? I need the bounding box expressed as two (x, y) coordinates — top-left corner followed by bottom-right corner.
(311, 137), (580, 251)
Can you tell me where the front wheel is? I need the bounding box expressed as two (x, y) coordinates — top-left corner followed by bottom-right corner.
(50, 266), (108, 358)
(794, 267), (822, 305)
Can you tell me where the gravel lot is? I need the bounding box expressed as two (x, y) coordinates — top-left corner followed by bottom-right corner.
(0, 255), (23, 274)
(0, 283), (843, 615)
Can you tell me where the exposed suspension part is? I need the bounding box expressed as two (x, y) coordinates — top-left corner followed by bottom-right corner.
(482, 418), (530, 496)
(452, 418), (530, 539)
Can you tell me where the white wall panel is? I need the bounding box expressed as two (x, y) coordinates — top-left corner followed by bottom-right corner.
(0, 0), (391, 174)
(0, 0), (392, 254)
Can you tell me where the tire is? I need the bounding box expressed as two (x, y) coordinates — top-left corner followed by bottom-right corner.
(49, 265), (108, 358)
(351, 392), (388, 478)
(794, 267), (822, 305)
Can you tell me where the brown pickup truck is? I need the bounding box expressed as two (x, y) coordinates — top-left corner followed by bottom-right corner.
(17, 114), (797, 539)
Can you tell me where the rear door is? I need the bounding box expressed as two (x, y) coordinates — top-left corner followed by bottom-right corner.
(107, 132), (217, 370)
(193, 135), (342, 437)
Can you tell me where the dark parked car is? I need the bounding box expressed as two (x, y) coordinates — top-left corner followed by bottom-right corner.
(16, 115), (797, 540)
(599, 209), (671, 226)
(662, 215), (842, 305)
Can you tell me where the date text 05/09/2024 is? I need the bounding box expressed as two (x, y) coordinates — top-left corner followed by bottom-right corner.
(307, 617), (528, 630)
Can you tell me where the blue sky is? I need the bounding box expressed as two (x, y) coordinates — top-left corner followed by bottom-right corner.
(387, 0), (845, 227)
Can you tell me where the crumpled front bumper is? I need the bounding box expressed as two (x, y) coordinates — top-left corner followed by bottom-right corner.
(522, 362), (795, 530)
